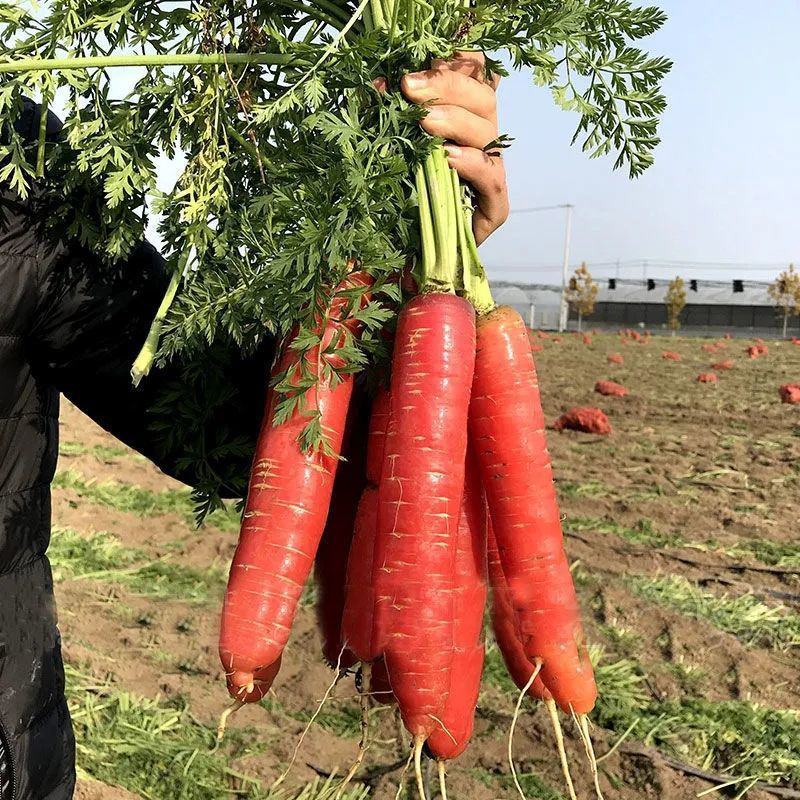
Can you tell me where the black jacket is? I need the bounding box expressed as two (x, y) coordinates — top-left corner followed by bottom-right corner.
(0, 102), (273, 800)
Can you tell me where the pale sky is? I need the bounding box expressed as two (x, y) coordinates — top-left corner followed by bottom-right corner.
(482, 0), (800, 285)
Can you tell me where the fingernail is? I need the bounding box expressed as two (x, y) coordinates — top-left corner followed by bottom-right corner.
(444, 144), (462, 158)
(404, 72), (426, 90)
(426, 106), (444, 120)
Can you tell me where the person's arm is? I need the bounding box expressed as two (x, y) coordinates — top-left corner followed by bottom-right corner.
(28, 230), (274, 496)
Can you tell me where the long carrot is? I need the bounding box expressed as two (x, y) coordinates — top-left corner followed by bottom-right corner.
(487, 523), (550, 702)
(314, 396), (369, 670)
(373, 293), (476, 739)
(219, 273), (372, 699)
(341, 387), (390, 664)
(470, 305), (596, 714)
(427, 451), (488, 761)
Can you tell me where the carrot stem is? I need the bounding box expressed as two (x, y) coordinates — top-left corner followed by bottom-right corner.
(131, 253), (188, 386)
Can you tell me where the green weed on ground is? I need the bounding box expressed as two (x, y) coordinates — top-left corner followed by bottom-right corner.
(568, 516), (683, 548)
(53, 469), (239, 532)
(59, 441), (143, 460)
(630, 575), (800, 650)
(66, 665), (368, 800)
(592, 650), (800, 787)
(50, 527), (224, 604)
(468, 767), (565, 800)
(570, 516), (800, 568)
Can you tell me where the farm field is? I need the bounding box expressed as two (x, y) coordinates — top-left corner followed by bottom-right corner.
(53, 332), (800, 800)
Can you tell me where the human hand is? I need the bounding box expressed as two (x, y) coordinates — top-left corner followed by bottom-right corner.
(400, 51), (509, 246)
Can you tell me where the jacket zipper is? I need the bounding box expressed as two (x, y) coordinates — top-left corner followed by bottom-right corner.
(0, 711), (15, 800)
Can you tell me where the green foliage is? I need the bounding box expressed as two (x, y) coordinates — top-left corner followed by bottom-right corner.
(2, 0), (670, 471)
(1, 0), (670, 333)
(630, 575), (800, 650)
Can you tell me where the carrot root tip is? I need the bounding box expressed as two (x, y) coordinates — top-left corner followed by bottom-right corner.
(437, 761), (449, 800)
(545, 699), (578, 800)
(508, 660), (543, 800)
(573, 710), (605, 800)
(272, 662), (344, 789)
(413, 736), (428, 800)
(215, 700), (245, 746)
(335, 664), (372, 800)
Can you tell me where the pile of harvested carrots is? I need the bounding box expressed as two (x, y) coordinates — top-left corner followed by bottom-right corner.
(217, 272), (597, 793)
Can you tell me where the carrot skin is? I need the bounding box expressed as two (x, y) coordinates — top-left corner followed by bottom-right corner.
(341, 386), (391, 663)
(226, 656), (283, 703)
(487, 523), (550, 701)
(341, 485), (381, 662)
(375, 293), (476, 738)
(314, 396), (369, 669)
(220, 273), (373, 697)
(470, 306), (596, 714)
(219, 347), (353, 689)
(427, 452), (488, 760)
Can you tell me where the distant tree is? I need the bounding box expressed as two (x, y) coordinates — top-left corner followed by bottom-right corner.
(566, 262), (598, 332)
(768, 263), (800, 339)
(665, 276), (687, 335)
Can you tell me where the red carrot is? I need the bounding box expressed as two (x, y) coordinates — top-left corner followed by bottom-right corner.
(313, 398), (369, 670)
(373, 293), (476, 738)
(487, 523), (550, 701)
(342, 387), (391, 664)
(427, 453), (488, 760)
(341, 486), (381, 663)
(219, 273), (372, 699)
(595, 380), (628, 398)
(470, 305), (596, 714)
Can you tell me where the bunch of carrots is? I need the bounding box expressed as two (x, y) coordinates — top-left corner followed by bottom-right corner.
(217, 267), (598, 797)
(217, 3), (596, 795)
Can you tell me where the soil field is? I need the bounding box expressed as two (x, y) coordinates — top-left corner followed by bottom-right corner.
(51, 332), (800, 800)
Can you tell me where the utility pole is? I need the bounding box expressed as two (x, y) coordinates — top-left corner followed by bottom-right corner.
(559, 204), (574, 332)
(507, 202), (575, 332)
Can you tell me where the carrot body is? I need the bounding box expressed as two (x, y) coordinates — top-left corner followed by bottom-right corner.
(314, 398), (369, 670)
(427, 453), (488, 760)
(342, 387), (391, 663)
(341, 486), (381, 662)
(220, 273), (372, 698)
(470, 305), (596, 714)
(373, 293), (476, 738)
(487, 524), (549, 701)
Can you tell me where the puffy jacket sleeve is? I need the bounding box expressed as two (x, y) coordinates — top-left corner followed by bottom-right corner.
(28, 235), (274, 496)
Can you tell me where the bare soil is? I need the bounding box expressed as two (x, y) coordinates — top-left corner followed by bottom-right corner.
(52, 332), (800, 800)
